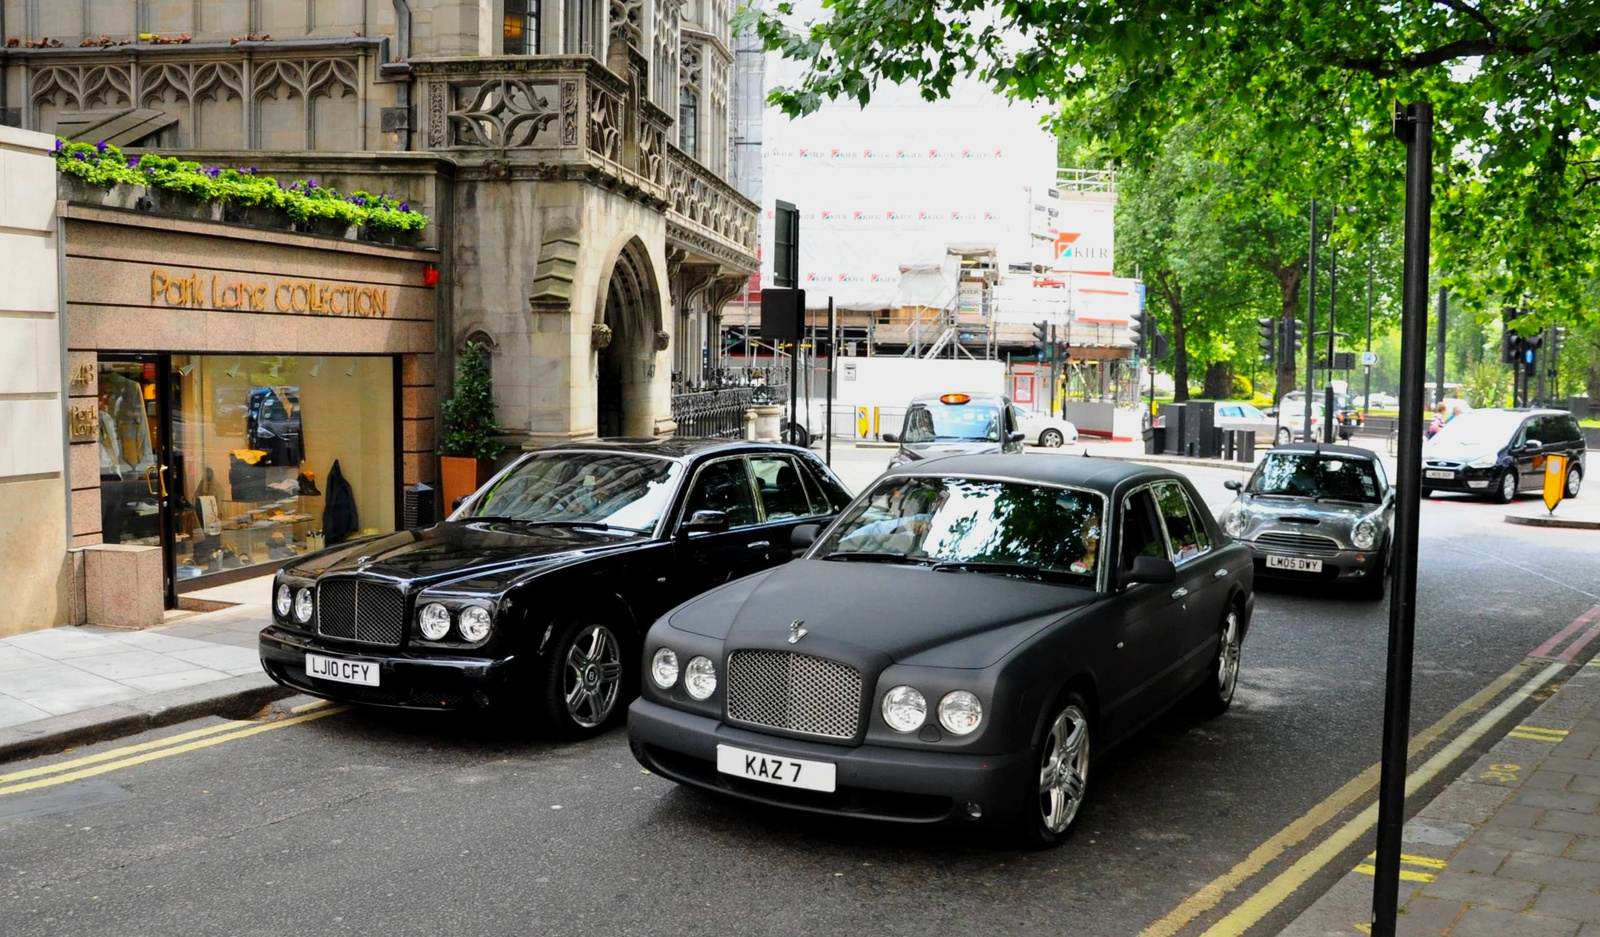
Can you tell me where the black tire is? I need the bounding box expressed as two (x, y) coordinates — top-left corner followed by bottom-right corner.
(534, 619), (630, 740)
(1357, 550), (1388, 601)
(1040, 428), (1065, 448)
(782, 421), (810, 448)
(1492, 470), (1518, 504)
(1192, 605), (1244, 716)
(1567, 465), (1583, 499)
(1419, 487), (1433, 499)
(1014, 692), (1092, 849)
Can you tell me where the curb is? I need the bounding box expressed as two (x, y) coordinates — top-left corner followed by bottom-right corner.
(1504, 513), (1600, 530)
(0, 673), (291, 764)
(1079, 451), (1257, 474)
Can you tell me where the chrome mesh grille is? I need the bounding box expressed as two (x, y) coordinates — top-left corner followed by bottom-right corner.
(1255, 531), (1343, 556)
(316, 579), (406, 646)
(726, 651), (863, 740)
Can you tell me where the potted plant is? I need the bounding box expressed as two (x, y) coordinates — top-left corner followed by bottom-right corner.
(438, 342), (506, 512)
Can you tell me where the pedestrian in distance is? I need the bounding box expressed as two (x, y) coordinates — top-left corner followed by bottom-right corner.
(1426, 402), (1447, 439)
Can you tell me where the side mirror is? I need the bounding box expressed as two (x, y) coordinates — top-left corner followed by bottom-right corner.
(1224, 479), (1243, 492)
(790, 523), (821, 549)
(678, 509), (730, 537)
(1520, 438), (1543, 451)
(1007, 430), (1026, 443)
(1123, 555), (1177, 586)
(881, 432), (899, 444)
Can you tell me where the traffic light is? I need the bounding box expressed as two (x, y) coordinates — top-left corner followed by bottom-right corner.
(1283, 317), (1303, 360)
(1502, 307), (1525, 363)
(1128, 310), (1147, 356)
(1257, 317), (1277, 367)
(1058, 341), (1072, 363)
(1033, 320), (1050, 348)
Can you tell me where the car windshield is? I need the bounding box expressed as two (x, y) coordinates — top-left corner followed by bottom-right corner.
(1428, 409), (1524, 449)
(1249, 452), (1382, 503)
(900, 403), (1002, 443)
(461, 452), (682, 532)
(815, 476), (1102, 584)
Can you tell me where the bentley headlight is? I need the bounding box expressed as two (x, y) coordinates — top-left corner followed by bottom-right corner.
(275, 583), (293, 618)
(293, 587), (314, 623)
(419, 603), (452, 641)
(1222, 503), (1252, 538)
(685, 656), (718, 700)
(458, 606), (492, 642)
(1351, 517), (1378, 550)
(651, 648), (680, 689)
(882, 685), (927, 733)
(938, 691), (983, 735)
(1467, 454), (1498, 468)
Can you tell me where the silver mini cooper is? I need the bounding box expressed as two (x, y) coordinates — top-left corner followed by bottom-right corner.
(1219, 444), (1394, 599)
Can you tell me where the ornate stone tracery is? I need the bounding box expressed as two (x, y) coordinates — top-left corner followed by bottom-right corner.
(29, 64), (133, 111)
(449, 79), (561, 148)
(139, 62), (245, 107)
(588, 82), (623, 162)
(609, 0), (645, 48)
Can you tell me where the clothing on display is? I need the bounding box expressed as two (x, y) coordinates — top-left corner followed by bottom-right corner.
(323, 460), (360, 544)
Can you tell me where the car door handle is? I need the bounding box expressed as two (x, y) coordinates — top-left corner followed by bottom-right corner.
(1213, 569), (1228, 579)
(1171, 587), (1189, 599)
(747, 541), (771, 549)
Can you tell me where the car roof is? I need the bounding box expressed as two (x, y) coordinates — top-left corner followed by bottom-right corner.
(1267, 443), (1381, 459)
(881, 452), (1176, 495)
(907, 392), (1008, 405)
(543, 437), (810, 460)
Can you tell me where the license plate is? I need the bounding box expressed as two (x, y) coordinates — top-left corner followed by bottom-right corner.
(716, 744), (836, 793)
(1425, 469), (1455, 480)
(1266, 555), (1323, 573)
(305, 653), (380, 686)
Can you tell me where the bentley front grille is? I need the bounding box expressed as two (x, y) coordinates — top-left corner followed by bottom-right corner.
(316, 579), (406, 646)
(725, 651), (863, 740)
(1255, 531), (1343, 556)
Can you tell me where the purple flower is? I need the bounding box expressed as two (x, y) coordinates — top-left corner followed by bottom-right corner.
(306, 179), (318, 189)
(53, 139), (65, 153)
(95, 140), (108, 154)
(248, 167), (258, 175)
(202, 166), (221, 178)
(129, 157), (141, 169)
(399, 202), (410, 212)
(72, 151), (88, 161)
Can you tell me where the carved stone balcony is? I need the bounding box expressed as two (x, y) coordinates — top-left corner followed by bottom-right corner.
(411, 55), (755, 272)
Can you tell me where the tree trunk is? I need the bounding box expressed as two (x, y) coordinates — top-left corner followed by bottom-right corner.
(1154, 271), (1189, 401)
(1273, 266), (1304, 401)
(1203, 361), (1233, 399)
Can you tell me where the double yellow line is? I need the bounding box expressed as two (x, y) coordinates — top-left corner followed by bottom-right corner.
(1353, 853), (1447, 884)
(1507, 724), (1570, 743)
(0, 699), (347, 798)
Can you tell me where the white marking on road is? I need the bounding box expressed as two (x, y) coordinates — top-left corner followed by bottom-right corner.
(1444, 542), (1600, 600)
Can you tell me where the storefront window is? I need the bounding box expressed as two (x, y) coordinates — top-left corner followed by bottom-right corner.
(167, 355), (396, 583)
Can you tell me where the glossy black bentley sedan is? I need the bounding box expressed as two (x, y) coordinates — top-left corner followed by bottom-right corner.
(258, 439), (852, 737)
(628, 455), (1254, 847)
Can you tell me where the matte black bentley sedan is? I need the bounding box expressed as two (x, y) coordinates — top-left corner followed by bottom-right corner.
(258, 439), (852, 737)
(629, 455), (1254, 847)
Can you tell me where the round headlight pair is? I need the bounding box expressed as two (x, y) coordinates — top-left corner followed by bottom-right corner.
(881, 686), (983, 736)
(650, 648), (717, 700)
(293, 588), (314, 624)
(1351, 517), (1379, 550)
(275, 583), (293, 618)
(417, 603), (493, 642)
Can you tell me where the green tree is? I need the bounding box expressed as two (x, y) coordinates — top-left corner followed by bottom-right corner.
(439, 343), (506, 461)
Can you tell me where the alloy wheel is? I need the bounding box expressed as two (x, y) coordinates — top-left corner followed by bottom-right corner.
(1502, 472), (1517, 502)
(1276, 427), (1291, 445)
(1038, 705), (1091, 834)
(563, 625), (623, 729)
(1040, 429), (1064, 448)
(1568, 468), (1583, 498)
(1217, 610), (1242, 702)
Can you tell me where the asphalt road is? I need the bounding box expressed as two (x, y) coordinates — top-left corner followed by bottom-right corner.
(3, 448), (1597, 937)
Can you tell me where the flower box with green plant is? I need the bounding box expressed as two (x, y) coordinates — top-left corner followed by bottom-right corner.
(53, 139), (431, 238)
(438, 342), (506, 511)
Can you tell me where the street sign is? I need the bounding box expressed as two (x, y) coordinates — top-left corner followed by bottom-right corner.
(1361, 351), (1379, 367)
(1544, 453), (1569, 514)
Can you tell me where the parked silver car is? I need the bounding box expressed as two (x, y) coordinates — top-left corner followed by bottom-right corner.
(1218, 444), (1394, 599)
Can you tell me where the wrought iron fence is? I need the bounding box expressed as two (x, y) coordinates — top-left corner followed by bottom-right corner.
(671, 386), (759, 439)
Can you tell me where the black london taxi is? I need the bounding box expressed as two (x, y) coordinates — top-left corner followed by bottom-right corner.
(881, 392), (1027, 469)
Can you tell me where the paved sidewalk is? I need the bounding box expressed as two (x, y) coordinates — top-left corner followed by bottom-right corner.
(0, 574), (283, 760)
(1281, 656), (1600, 936)
(1505, 497), (1600, 531)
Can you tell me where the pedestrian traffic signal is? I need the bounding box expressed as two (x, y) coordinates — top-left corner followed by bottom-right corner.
(1257, 317), (1277, 367)
(1058, 342), (1072, 363)
(1129, 310), (1147, 356)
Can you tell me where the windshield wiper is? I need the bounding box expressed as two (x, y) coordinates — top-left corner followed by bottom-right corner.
(465, 518), (642, 533)
(929, 561), (1083, 583)
(820, 552), (934, 565)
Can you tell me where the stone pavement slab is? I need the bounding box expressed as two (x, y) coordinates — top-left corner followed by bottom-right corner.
(0, 573), (288, 761)
(1279, 660), (1600, 936)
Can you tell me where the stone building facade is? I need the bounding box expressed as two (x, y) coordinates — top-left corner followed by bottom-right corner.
(1, 0), (759, 450)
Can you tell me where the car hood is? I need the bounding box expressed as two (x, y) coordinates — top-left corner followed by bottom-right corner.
(1423, 440), (1501, 464)
(1241, 494), (1379, 526)
(286, 521), (641, 587)
(668, 559), (1098, 668)
(898, 441), (1003, 460)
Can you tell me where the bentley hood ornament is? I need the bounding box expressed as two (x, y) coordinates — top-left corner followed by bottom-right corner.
(787, 619), (808, 644)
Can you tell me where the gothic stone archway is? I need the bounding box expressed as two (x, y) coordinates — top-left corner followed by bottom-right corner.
(595, 238), (663, 438)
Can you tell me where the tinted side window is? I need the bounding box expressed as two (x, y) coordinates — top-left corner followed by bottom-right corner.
(1551, 416), (1582, 444)
(748, 455), (819, 521)
(795, 456), (851, 514)
(1120, 490), (1168, 570)
(1155, 482), (1210, 562)
(684, 459), (758, 529)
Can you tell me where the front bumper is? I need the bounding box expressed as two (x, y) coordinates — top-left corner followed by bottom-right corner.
(1242, 541), (1381, 582)
(1420, 465), (1500, 494)
(258, 624), (523, 710)
(628, 698), (1034, 826)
